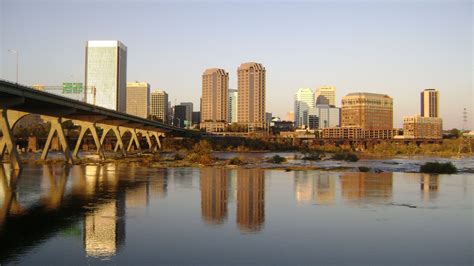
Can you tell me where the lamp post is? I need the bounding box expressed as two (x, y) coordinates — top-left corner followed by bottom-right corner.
(8, 49), (18, 83)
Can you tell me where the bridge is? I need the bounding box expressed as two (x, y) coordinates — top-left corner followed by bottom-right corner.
(0, 79), (196, 170)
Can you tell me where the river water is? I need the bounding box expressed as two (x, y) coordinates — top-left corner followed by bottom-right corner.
(0, 161), (472, 265)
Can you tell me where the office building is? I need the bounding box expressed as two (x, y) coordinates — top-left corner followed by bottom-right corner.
(421, 89), (439, 117)
(174, 105), (187, 128)
(228, 89), (238, 123)
(126, 82), (150, 119)
(314, 95), (341, 129)
(201, 68), (229, 132)
(341, 92), (393, 130)
(85, 40), (127, 112)
(150, 90), (168, 123)
(237, 62), (266, 129)
(315, 86), (336, 106)
(403, 115), (442, 139)
(285, 112), (294, 122)
(294, 88), (315, 128)
(180, 102), (194, 128)
(192, 111), (201, 126)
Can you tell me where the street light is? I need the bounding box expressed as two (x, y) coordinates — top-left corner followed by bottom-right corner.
(8, 49), (18, 83)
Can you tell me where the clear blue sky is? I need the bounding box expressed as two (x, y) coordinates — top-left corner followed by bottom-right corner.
(1, 0), (472, 129)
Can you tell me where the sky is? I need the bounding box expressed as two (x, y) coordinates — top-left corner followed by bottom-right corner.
(0, 0), (472, 129)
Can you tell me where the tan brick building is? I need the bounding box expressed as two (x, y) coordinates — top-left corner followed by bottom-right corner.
(126, 82), (150, 119)
(237, 62), (266, 129)
(341, 92), (393, 130)
(403, 115), (442, 139)
(201, 68), (229, 132)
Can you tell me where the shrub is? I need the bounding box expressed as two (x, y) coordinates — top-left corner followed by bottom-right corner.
(358, 166), (371, 172)
(174, 153), (184, 161)
(185, 140), (214, 165)
(332, 152), (359, 162)
(302, 150), (324, 161)
(229, 157), (244, 165)
(267, 155), (286, 164)
(420, 162), (457, 174)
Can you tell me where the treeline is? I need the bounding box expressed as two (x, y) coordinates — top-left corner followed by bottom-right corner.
(365, 139), (468, 156)
(162, 136), (297, 152)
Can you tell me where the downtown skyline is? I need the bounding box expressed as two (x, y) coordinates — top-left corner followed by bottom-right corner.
(1, 0), (472, 129)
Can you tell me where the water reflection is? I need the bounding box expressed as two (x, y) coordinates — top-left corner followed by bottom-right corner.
(340, 172), (393, 203)
(0, 164), (471, 264)
(421, 174), (439, 202)
(200, 168), (228, 225)
(236, 169), (265, 233)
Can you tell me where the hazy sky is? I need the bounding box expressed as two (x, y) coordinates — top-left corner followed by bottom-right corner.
(1, 0), (472, 129)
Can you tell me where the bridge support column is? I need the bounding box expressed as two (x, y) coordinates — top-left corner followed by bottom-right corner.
(73, 121), (105, 160)
(99, 125), (127, 157)
(40, 116), (74, 164)
(121, 127), (142, 154)
(150, 132), (164, 151)
(0, 110), (22, 170)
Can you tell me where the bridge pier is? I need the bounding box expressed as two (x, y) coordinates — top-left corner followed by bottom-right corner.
(99, 125), (127, 157)
(40, 116), (74, 164)
(121, 127), (142, 154)
(138, 130), (163, 153)
(73, 121), (106, 160)
(0, 110), (22, 170)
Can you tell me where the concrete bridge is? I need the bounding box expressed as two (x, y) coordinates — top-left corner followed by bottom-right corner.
(0, 79), (196, 170)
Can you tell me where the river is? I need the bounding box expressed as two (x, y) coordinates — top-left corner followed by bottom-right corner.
(0, 159), (472, 265)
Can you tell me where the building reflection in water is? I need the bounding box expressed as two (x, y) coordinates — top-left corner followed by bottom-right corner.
(339, 172), (393, 203)
(420, 174), (439, 202)
(236, 169), (265, 233)
(294, 171), (315, 204)
(294, 172), (336, 205)
(200, 168), (228, 225)
(151, 169), (168, 199)
(315, 173), (336, 205)
(83, 165), (125, 258)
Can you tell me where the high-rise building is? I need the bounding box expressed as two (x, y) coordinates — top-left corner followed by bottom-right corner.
(228, 89), (238, 123)
(174, 105), (187, 128)
(421, 89), (439, 118)
(237, 62), (266, 129)
(315, 86), (336, 107)
(294, 88), (315, 128)
(201, 68), (229, 132)
(180, 102), (194, 128)
(85, 40), (127, 112)
(126, 82), (150, 119)
(150, 90), (168, 123)
(341, 92), (393, 130)
(285, 111), (295, 122)
(192, 111), (201, 126)
(314, 106), (340, 129)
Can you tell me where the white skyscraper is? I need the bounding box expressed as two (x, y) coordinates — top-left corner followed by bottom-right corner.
(85, 40), (127, 112)
(228, 89), (238, 123)
(294, 88), (315, 128)
(315, 86), (336, 107)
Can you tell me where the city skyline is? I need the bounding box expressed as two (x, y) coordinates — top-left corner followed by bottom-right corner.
(1, 1), (472, 129)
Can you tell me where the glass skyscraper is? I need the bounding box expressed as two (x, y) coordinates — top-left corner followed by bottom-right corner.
(85, 40), (127, 112)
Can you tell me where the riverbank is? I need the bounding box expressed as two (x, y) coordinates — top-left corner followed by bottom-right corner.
(16, 150), (474, 174)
